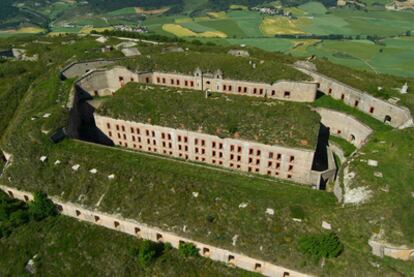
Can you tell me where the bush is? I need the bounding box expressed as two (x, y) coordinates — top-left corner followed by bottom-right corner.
(298, 232), (343, 262)
(28, 191), (57, 221)
(137, 241), (158, 267)
(178, 242), (199, 257)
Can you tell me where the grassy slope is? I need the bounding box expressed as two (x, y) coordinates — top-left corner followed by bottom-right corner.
(98, 85), (320, 148)
(0, 216), (255, 277)
(1, 35), (414, 276)
(119, 51), (310, 83)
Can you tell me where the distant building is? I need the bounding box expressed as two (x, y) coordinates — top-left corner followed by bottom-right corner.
(228, 49), (250, 57)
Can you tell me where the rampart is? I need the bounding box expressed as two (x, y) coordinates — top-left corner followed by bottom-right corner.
(74, 67), (336, 187)
(295, 63), (413, 128)
(77, 66), (318, 102)
(95, 114), (317, 185)
(61, 59), (120, 80)
(1, 185), (312, 277)
(315, 108), (373, 148)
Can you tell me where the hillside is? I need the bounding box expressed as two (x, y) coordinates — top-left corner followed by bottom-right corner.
(0, 34), (414, 276)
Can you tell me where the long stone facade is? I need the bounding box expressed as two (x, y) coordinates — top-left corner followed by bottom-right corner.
(295, 63), (413, 128)
(77, 66), (318, 102)
(1, 185), (312, 277)
(94, 115), (316, 185)
(315, 108), (373, 148)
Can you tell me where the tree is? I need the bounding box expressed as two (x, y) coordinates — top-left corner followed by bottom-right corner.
(28, 191), (57, 221)
(137, 241), (157, 267)
(178, 242), (199, 257)
(298, 232), (343, 262)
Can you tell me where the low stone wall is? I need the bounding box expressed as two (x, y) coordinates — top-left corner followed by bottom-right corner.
(369, 238), (414, 261)
(315, 108), (373, 148)
(1, 185), (312, 277)
(94, 114), (316, 185)
(295, 64), (413, 129)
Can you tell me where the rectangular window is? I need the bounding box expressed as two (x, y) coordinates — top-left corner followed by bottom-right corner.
(284, 91), (291, 98)
(369, 107), (374, 113)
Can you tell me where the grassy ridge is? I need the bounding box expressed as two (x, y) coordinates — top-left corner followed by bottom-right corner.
(98, 85), (320, 148)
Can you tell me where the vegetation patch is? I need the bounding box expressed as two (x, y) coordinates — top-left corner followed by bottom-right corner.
(298, 232), (343, 262)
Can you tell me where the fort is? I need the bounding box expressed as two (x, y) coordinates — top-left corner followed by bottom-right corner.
(70, 65), (337, 188)
(58, 54), (414, 191)
(2, 46), (413, 276)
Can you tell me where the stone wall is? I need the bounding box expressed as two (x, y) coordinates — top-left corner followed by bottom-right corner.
(295, 65), (413, 128)
(76, 66), (317, 103)
(1, 185), (312, 277)
(94, 115), (316, 185)
(61, 60), (119, 80)
(369, 238), (414, 261)
(315, 108), (373, 148)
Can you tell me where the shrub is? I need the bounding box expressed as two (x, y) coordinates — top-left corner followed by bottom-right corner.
(298, 232), (343, 262)
(178, 242), (199, 257)
(137, 240), (157, 267)
(28, 191), (57, 221)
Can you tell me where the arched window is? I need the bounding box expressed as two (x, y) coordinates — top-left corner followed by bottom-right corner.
(384, 115), (392, 124)
(349, 134), (356, 142)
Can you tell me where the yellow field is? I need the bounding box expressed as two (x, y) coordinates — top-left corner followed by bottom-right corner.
(229, 4), (248, 10)
(162, 24), (227, 38)
(79, 26), (113, 34)
(207, 11), (227, 19)
(135, 7), (169, 15)
(260, 17), (308, 35)
(0, 26), (45, 34)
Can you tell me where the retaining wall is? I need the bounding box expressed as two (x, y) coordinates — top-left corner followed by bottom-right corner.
(94, 115), (316, 185)
(1, 185), (312, 277)
(295, 65), (413, 128)
(77, 66), (317, 103)
(369, 238), (414, 261)
(315, 108), (373, 148)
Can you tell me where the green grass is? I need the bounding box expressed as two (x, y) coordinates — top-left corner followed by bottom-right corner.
(329, 136), (357, 157)
(98, 85), (320, 148)
(227, 10), (263, 37)
(118, 51), (310, 84)
(198, 19), (246, 37)
(0, 215), (255, 276)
